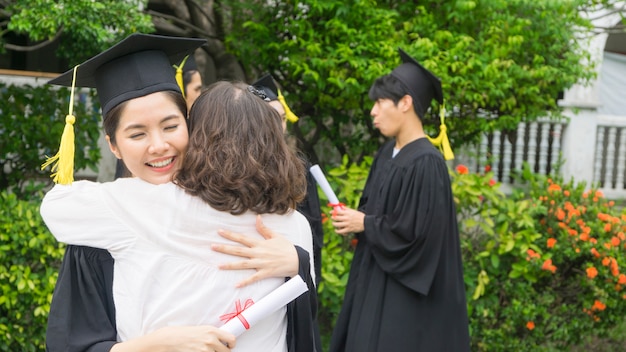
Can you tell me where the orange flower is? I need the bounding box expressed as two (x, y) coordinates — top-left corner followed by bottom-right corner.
(526, 321), (535, 330)
(547, 238), (557, 248)
(484, 165), (491, 172)
(605, 223), (612, 232)
(548, 184), (561, 192)
(618, 274), (626, 285)
(592, 300), (606, 311)
(587, 267), (598, 279)
(541, 259), (557, 273)
(579, 233), (589, 241)
(456, 164), (469, 175)
(488, 179), (496, 187)
(583, 191), (589, 199)
(610, 258), (619, 277)
(556, 208), (565, 221)
(526, 249), (540, 261)
(591, 248), (600, 258)
(596, 190), (604, 198)
(590, 238), (598, 244)
(603, 257), (611, 266)
(609, 200), (615, 207)
(575, 248), (580, 253)
(564, 190), (570, 197)
(350, 238), (358, 248)
(611, 236), (620, 247)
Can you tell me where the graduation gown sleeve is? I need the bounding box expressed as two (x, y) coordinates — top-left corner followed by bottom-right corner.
(286, 246), (322, 352)
(46, 245), (117, 352)
(296, 168), (324, 286)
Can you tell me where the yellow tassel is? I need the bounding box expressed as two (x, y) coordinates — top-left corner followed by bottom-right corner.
(277, 89), (299, 123)
(42, 65), (80, 184)
(173, 55), (189, 99)
(426, 102), (454, 160)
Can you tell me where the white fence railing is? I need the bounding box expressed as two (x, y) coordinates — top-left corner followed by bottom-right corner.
(459, 110), (626, 200)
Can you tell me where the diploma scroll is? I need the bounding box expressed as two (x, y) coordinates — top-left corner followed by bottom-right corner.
(310, 164), (344, 210)
(220, 275), (308, 337)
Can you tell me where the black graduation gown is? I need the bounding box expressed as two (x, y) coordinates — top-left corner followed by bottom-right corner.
(329, 138), (470, 352)
(46, 245), (321, 352)
(297, 169), (325, 287)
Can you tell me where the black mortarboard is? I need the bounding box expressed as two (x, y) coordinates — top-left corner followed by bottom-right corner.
(251, 74), (299, 123)
(49, 33), (207, 117)
(251, 74), (279, 101)
(182, 53), (198, 72)
(390, 48), (443, 119)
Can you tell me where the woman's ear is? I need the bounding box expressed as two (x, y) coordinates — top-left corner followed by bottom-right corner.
(105, 135), (122, 159)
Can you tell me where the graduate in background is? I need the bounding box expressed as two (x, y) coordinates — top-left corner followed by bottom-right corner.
(251, 74), (325, 288)
(174, 52), (204, 111)
(329, 48), (470, 351)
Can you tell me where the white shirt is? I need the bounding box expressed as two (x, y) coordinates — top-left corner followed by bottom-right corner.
(41, 178), (314, 352)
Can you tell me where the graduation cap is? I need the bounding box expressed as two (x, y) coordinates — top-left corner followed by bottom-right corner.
(390, 48), (453, 160)
(43, 33), (207, 185)
(49, 33), (206, 117)
(251, 74), (299, 123)
(390, 48), (443, 119)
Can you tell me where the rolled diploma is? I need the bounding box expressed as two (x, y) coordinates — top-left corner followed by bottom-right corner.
(310, 164), (341, 207)
(220, 275), (308, 336)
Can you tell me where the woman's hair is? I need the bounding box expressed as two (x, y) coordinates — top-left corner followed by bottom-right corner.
(103, 90), (187, 146)
(175, 80), (307, 215)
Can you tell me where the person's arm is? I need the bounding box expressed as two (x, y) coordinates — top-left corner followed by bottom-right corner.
(47, 245), (236, 352)
(110, 326), (235, 352)
(41, 182), (132, 250)
(212, 215), (301, 287)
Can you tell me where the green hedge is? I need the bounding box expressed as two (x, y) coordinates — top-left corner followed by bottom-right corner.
(0, 191), (64, 351)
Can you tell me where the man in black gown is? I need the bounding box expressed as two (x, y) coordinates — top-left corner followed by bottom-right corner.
(329, 48), (470, 351)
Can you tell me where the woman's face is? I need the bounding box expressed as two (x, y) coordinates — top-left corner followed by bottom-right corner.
(106, 91), (189, 185)
(268, 100), (287, 132)
(185, 71), (203, 111)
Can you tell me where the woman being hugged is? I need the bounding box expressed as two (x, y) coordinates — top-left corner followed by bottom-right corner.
(43, 34), (317, 352)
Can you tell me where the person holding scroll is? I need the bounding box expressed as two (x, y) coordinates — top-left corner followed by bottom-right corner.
(329, 48), (470, 351)
(42, 80), (313, 351)
(42, 34), (316, 352)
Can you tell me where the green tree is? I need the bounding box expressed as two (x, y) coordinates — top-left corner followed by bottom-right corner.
(3, 0), (153, 65)
(226, 0), (622, 166)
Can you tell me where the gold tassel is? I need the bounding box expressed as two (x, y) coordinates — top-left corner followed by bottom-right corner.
(426, 102), (454, 160)
(277, 89), (299, 123)
(42, 65), (80, 184)
(173, 55), (189, 99)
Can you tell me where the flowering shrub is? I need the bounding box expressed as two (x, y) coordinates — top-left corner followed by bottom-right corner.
(317, 159), (626, 350)
(458, 163), (626, 350)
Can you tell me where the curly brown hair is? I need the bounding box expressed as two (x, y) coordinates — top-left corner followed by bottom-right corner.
(174, 81), (307, 215)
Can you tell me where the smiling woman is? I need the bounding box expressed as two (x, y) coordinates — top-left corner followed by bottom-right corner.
(103, 91), (188, 185)
(42, 33), (320, 352)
